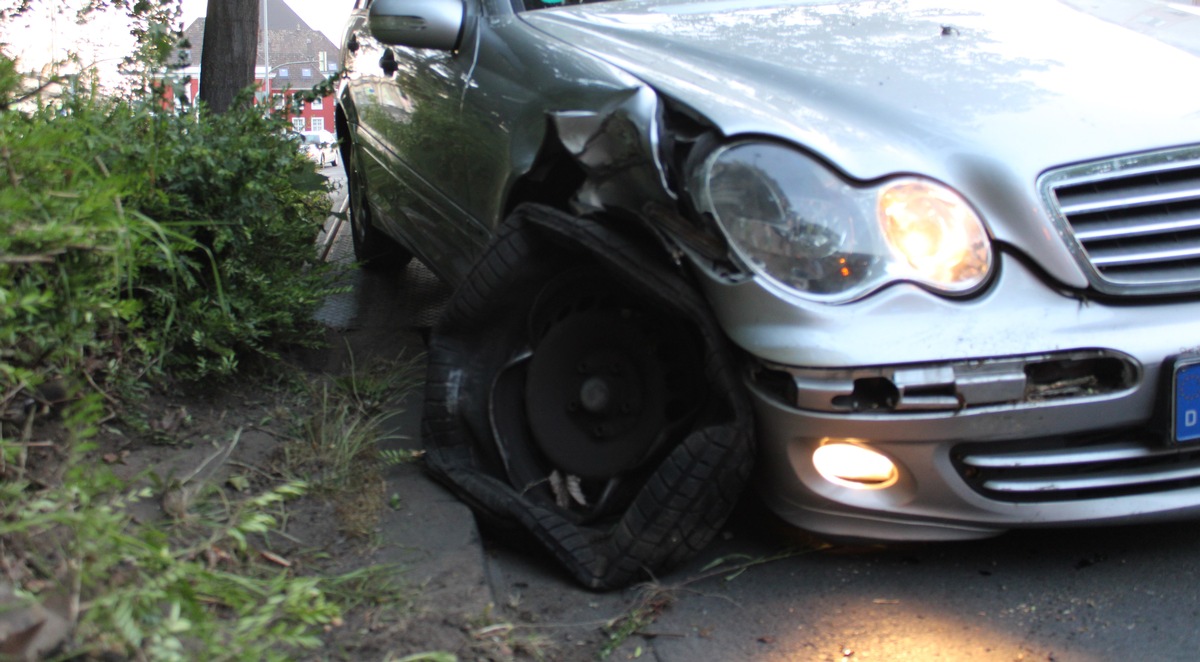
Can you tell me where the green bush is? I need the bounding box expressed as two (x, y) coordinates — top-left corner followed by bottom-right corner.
(0, 48), (389, 660)
(0, 53), (336, 412)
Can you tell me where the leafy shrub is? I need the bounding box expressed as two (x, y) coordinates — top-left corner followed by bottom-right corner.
(112, 89), (335, 378)
(0, 52), (337, 414)
(0, 46), (393, 660)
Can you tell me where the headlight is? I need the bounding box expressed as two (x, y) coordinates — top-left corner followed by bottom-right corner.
(692, 142), (992, 303)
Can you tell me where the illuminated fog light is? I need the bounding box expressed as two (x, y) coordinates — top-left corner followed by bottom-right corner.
(813, 442), (899, 489)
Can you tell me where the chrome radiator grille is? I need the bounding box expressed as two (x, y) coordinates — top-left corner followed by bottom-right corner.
(1042, 145), (1200, 295)
(954, 432), (1200, 502)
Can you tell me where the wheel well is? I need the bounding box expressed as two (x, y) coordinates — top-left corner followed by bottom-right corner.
(335, 105), (352, 168)
(503, 131), (677, 271)
(422, 203), (756, 589)
(503, 128), (586, 219)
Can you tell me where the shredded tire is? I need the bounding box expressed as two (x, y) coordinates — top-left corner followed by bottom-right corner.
(422, 203), (755, 590)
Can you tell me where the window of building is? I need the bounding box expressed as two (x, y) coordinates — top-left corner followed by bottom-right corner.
(311, 117), (325, 132)
(292, 117), (305, 131)
(302, 68), (312, 78)
(311, 97), (323, 110)
(278, 68), (289, 78)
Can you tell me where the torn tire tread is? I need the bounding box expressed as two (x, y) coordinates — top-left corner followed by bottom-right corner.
(422, 204), (754, 589)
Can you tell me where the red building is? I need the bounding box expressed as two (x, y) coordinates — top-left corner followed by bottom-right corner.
(177, 0), (339, 132)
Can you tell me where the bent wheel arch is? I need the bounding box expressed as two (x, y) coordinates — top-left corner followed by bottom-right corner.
(422, 203), (755, 589)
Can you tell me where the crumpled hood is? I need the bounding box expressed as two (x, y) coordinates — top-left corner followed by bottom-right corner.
(522, 0), (1200, 183)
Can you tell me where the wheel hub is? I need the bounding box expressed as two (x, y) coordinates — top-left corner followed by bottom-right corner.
(579, 376), (612, 414)
(524, 310), (667, 479)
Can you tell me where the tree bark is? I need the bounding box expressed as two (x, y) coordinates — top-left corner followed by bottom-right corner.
(198, 0), (260, 113)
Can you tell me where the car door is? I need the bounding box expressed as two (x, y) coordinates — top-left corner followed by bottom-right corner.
(342, 0), (494, 279)
(344, 0), (652, 282)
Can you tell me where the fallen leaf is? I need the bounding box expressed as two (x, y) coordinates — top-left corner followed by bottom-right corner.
(206, 546), (233, 568)
(473, 623), (514, 639)
(226, 475), (250, 492)
(259, 550), (292, 567)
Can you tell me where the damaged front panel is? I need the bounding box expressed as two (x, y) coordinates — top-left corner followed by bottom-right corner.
(756, 350), (1139, 414)
(550, 86), (679, 217)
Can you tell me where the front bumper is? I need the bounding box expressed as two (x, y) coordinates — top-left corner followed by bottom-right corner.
(693, 251), (1200, 541)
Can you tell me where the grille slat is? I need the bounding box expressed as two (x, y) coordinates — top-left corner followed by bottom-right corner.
(1091, 263), (1200, 286)
(955, 433), (1200, 502)
(960, 441), (1165, 469)
(1043, 145), (1200, 295)
(1071, 211), (1200, 242)
(983, 462), (1200, 494)
(1057, 179), (1200, 215)
(1089, 241), (1200, 267)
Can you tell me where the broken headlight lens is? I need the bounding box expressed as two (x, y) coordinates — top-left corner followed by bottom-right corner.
(693, 142), (992, 303)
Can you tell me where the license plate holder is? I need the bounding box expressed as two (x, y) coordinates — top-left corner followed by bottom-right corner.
(1173, 358), (1200, 443)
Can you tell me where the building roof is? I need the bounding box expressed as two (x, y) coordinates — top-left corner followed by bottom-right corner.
(178, 0), (340, 90)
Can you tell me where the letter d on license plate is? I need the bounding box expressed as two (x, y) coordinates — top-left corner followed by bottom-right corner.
(1175, 359), (1200, 443)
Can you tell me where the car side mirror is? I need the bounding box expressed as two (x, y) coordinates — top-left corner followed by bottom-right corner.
(368, 0), (465, 51)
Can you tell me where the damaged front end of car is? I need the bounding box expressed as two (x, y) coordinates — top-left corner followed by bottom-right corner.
(401, 0), (1200, 586)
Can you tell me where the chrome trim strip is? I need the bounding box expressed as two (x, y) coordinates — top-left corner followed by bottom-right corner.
(1090, 243), (1200, 267)
(1072, 213), (1200, 241)
(960, 441), (1166, 469)
(983, 461), (1200, 493)
(1058, 181), (1200, 215)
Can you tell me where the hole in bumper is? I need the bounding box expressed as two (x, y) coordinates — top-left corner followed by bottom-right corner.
(753, 350), (1138, 413)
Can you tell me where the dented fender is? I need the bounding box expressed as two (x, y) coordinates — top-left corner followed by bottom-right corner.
(548, 86), (677, 215)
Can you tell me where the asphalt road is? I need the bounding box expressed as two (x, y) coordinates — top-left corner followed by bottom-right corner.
(490, 505), (1200, 661)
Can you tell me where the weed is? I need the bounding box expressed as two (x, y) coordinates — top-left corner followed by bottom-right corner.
(381, 448), (425, 467)
(320, 563), (413, 614)
(469, 606), (556, 661)
(277, 352), (422, 538)
(333, 349), (424, 415)
(598, 585), (675, 660)
(0, 427), (334, 660)
(284, 384), (388, 493)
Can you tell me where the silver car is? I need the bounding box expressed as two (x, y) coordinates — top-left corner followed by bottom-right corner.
(336, 0), (1200, 588)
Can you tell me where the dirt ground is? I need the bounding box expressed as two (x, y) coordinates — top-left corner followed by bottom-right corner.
(6, 301), (595, 661)
(55, 328), (556, 661)
(3, 201), (624, 660)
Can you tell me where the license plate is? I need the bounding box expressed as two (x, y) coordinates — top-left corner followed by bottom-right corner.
(1174, 359), (1200, 443)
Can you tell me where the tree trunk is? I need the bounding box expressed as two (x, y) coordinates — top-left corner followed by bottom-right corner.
(198, 0), (260, 113)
